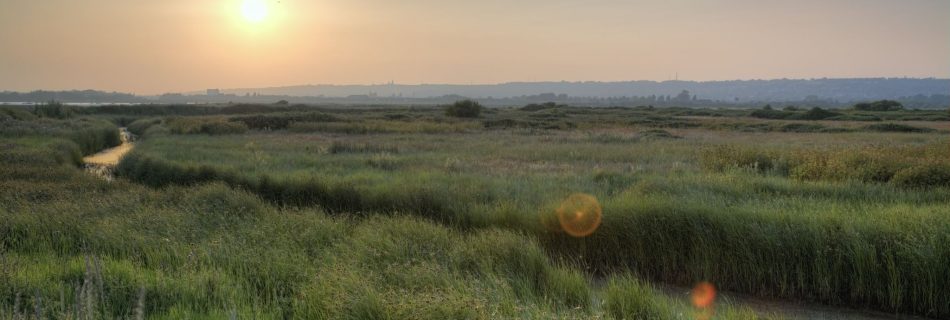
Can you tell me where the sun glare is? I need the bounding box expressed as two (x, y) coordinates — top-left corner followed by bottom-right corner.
(556, 193), (602, 238)
(241, 0), (269, 23)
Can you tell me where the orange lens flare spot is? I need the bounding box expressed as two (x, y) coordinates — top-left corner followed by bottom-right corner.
(691, 282), (717, 309)
(556, 193), (602, 237)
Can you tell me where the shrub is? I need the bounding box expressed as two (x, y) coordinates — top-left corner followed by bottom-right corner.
(638, 129), (681, 140)
(829, 114), (882, 121)
(200, 121), (248, 135)
(328, 141), (398, 154)
(0, 106), (37, 121)
(700, 146), (791, 175)
(749, 109), (792, 119)
(230, 112), (341, 130)
(854, 100), (904, 111)
(780, 123), (826, 132)
(166, 117), (247, 135)
(483, 119), (534, 129)
(444, 100), (482, 118)
(796, 107), (839, 120)
(127, 118), (162, 136)
(521, 102), (561, 111)
(365, 153), (399, 170)
(863, 123), (934, 133)
(33, 101), (79, 119)
(891, 163), (950, 189)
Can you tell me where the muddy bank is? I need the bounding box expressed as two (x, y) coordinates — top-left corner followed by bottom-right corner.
(84, 128), (134, 180)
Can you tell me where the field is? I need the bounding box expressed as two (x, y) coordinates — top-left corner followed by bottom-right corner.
(2, 103), (949, 319)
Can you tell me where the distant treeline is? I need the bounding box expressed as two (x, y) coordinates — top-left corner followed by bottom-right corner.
(0, 90), (148, 103)
(197, 78), (950, 103)
(2, 78), (949, 108)
(152, 91), (950, 109)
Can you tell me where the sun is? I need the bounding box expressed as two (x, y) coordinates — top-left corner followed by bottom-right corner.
(241, 0), (269, 23)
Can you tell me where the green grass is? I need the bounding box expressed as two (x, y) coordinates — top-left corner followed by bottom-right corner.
(0, 115), (120, 156)
(701, 142), (950, 188)
(112, 111), (950, 317)
(4, 105), (950, 318)
(0, 140), (594, 318)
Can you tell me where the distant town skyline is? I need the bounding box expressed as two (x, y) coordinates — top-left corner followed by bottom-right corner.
(1, 0), (948, 95)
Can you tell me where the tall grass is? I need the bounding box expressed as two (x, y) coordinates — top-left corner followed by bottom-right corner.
(7, 107), (950, 318)
(701, 143), (950, 188)
(164, 117), (249, 135)
(115, 124), (950, 317)
(0, 117), (120, 156)
(3, 136), (638, 318)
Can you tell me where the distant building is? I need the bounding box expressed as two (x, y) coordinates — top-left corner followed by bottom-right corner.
(207, 89), (221, 96)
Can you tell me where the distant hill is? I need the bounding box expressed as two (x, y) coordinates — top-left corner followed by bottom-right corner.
(3, 78), (948, 108)
(0, 90), (147, 104)
(215, 78), (949, 103)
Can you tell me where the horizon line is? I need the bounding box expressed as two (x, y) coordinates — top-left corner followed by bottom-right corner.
(3, 76), (949, 96)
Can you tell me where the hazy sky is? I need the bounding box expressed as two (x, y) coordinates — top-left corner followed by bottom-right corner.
(1, 0), (948, 94)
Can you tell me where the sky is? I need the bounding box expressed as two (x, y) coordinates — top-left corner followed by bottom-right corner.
(0, 0), (948, 95)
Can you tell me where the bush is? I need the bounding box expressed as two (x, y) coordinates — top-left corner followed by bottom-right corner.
(329, 141), (398, 154)
(230, 112), (341, 130)
(891, 163), (950, 189)
(854, 100), (904, 111)
(521, 102), (561, 111)
(796, 107), (839, 120)
(700, 146), (791, 175)
(828, 114), (882, 121)
(863, 123), (934, 133)
(780, 123), (826, 132)
(638, 129), (681, 140)
(444, 100), (482, 118)
(749, 109), (792, 119)
(127, 118), (162, 136)
(33, 101), (79, 119)
(166, 117), (248, 135)
(203, 121), (247, 135)
(0, 106), (37, 121)
(0, 117), (120, 155)
(483, 119), (534, 129)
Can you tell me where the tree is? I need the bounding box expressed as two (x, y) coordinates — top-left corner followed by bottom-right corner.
(799, 107), (839, 120)
(33, 101), (78, 119)
(445, 100), (482, 118)
(854, 100), (904, 111)
(675, 90), (691, 102)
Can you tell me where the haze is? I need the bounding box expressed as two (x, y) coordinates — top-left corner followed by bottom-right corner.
(1, 0), (947, 95)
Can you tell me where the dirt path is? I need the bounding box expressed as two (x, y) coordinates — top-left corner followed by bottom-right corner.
(83, 128), (134, 180)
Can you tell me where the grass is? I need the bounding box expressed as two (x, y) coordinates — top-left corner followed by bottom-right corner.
(701, 143), (950, 187)
(4, 104), (950, 318)
(1, 136), (611, 318)
(114, 111), (950, 317)
(0, 115), (120, 156)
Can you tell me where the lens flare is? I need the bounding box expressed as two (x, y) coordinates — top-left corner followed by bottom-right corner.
(556, 193), (602, 237)
(691, 281), (717, 309)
